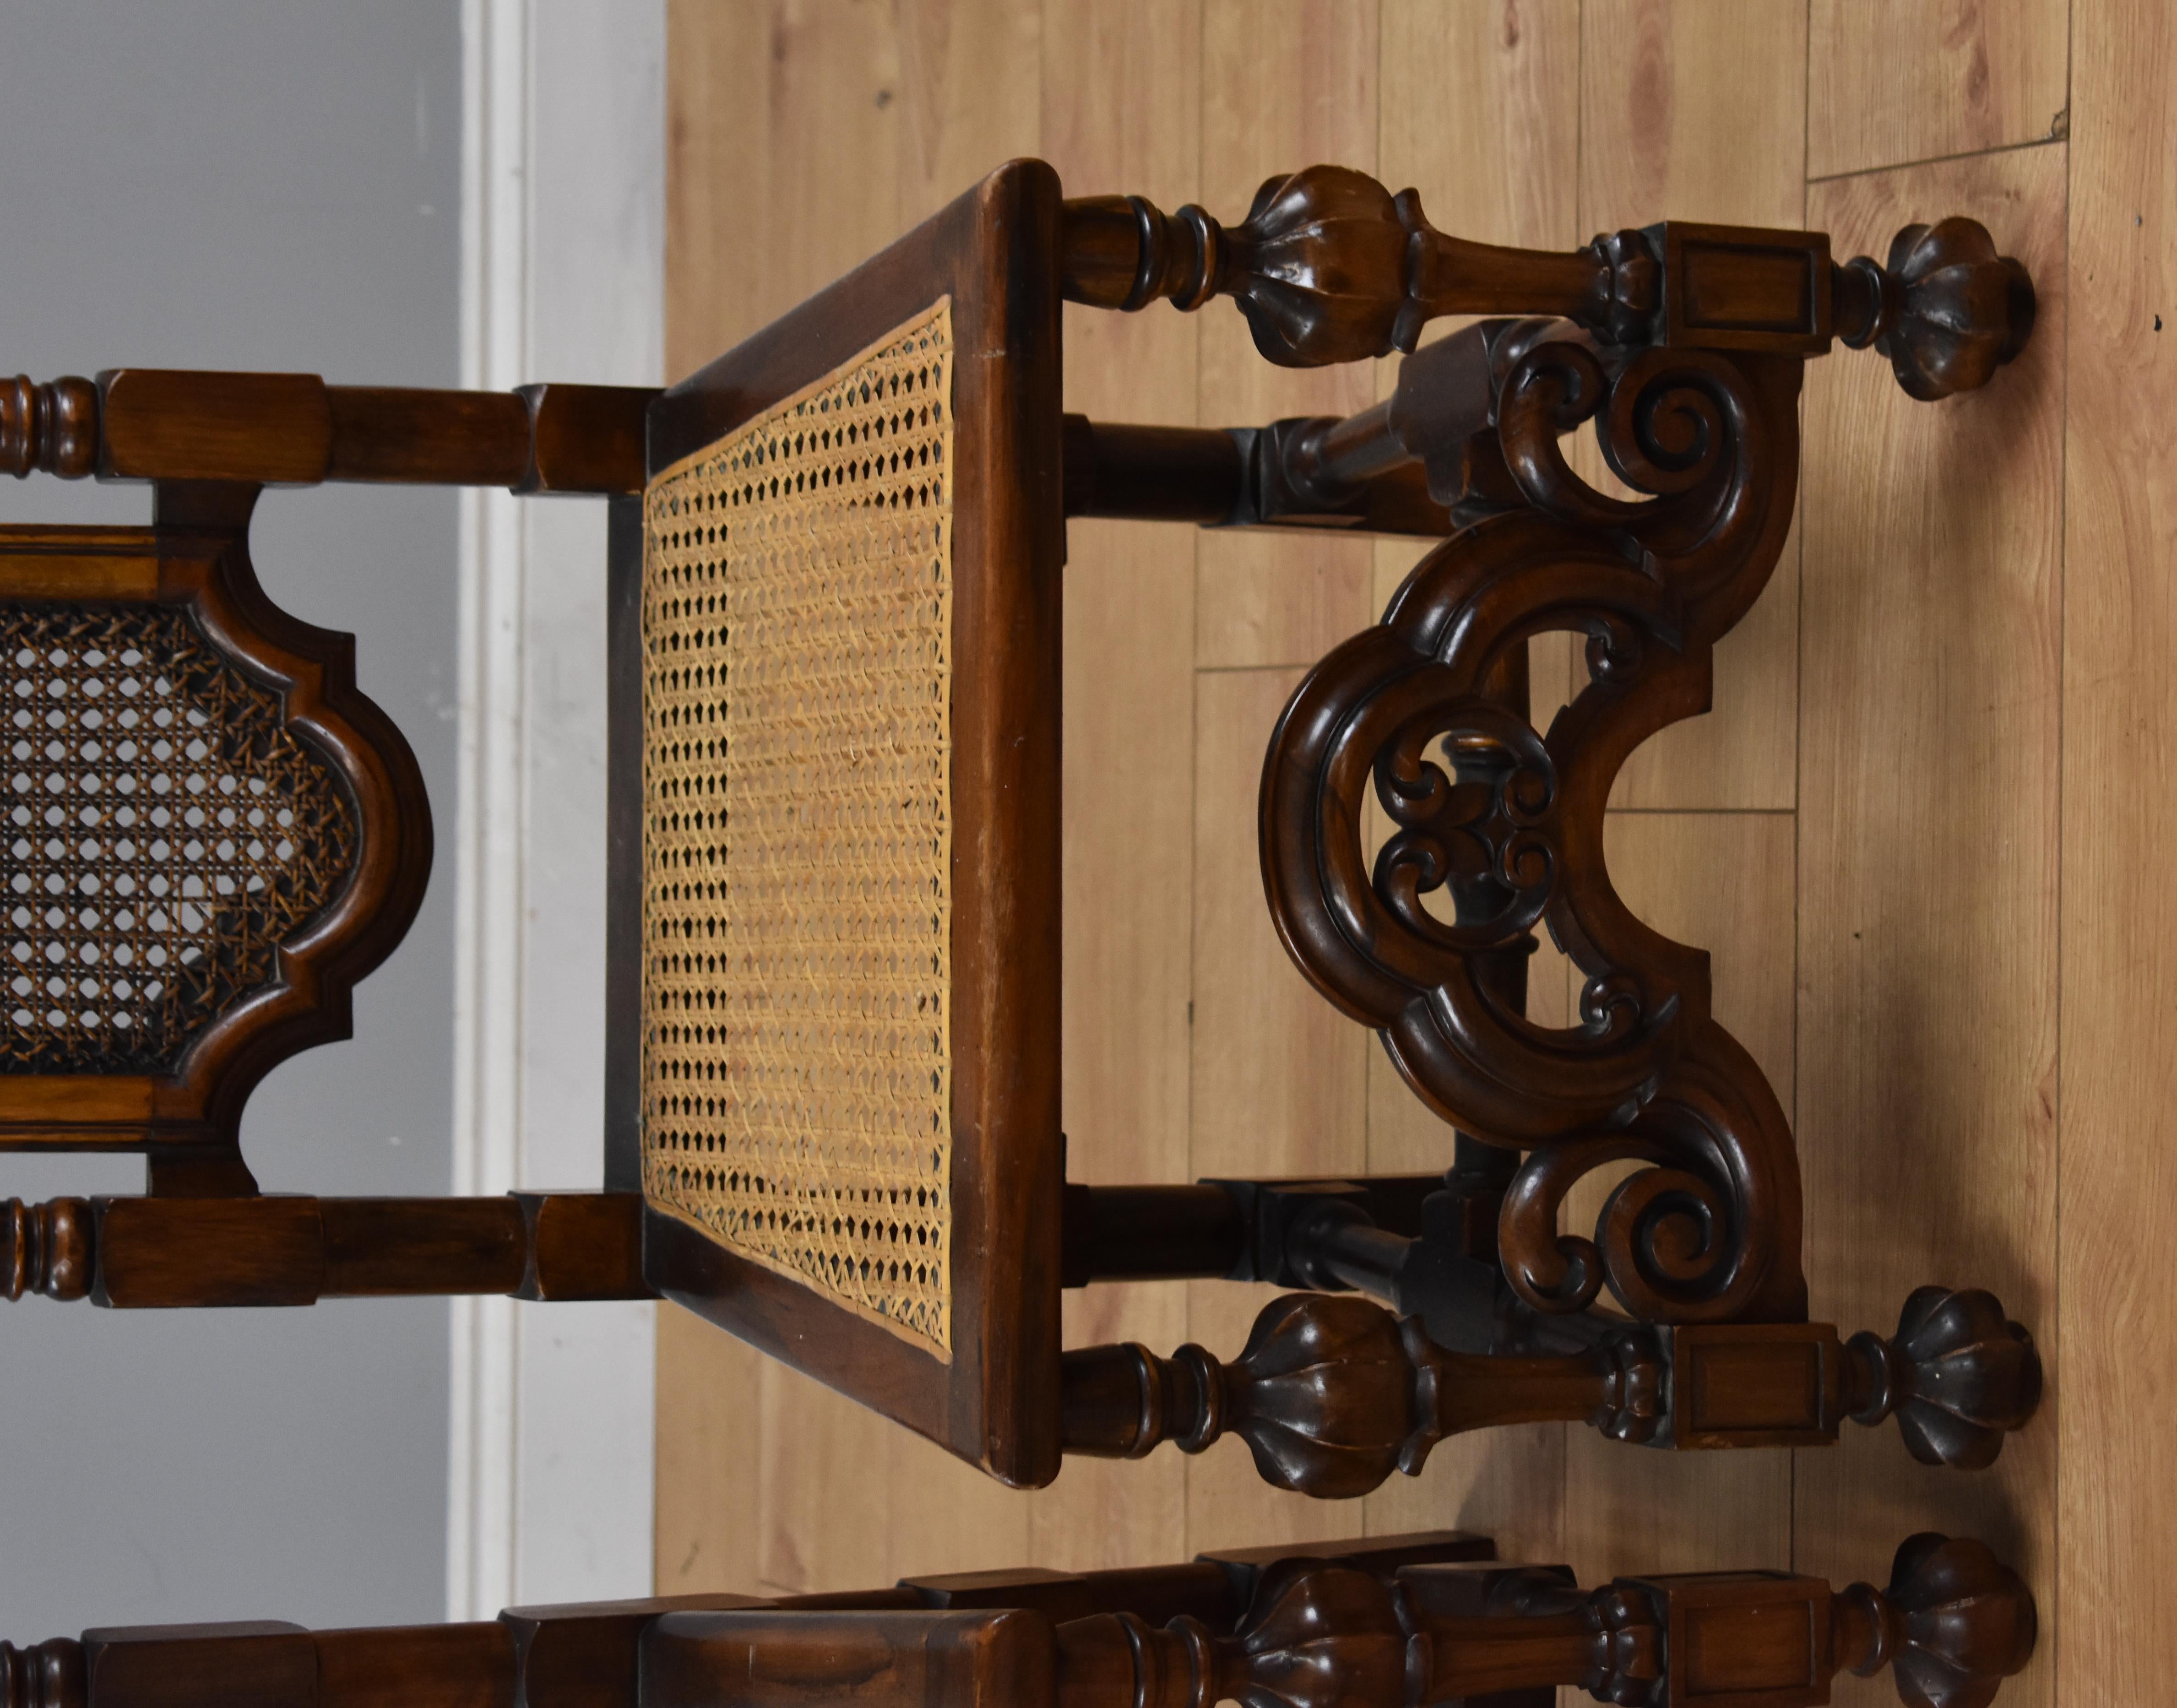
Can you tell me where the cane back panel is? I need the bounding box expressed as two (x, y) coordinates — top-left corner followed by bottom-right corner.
(0, 514), (430, 1169)
(621, 159), (1065, 1484)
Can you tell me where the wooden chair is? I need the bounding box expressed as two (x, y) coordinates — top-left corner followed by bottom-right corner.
(0, 160), (2043, 1495)
(0, 1527), (2036, 1708)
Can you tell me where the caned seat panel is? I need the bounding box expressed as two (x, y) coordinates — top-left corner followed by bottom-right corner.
(624, 160), (1065, 1485)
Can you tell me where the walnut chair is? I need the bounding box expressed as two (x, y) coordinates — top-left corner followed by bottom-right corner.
(1, 160), (2043, 1495)
(0, 1526), (2036, 1708)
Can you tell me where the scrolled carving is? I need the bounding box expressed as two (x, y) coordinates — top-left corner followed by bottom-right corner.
(1060, 167), (1663, 368)
(0, 376), (99, 480)
(1832, 217), (2036, 401)
(1371, 695), (1556, 949)
(0, 1199), (92, 1302)
(1495, 342), (1774, 604)
(1845, 1286), (2043, 1469)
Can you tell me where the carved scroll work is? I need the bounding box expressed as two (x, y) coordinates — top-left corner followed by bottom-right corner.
(1261, 341), (1808, 1325)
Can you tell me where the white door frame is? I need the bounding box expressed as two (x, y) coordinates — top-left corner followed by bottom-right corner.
(449, 0), (665, 1619)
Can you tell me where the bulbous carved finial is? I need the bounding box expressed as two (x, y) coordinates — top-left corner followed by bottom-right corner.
(0, 1640), (86, 1708)
(1055, 1568), (1404, 1708)
(0, 376), (100, 479)
(1, 1199), (94, 1303)
(1834, 1534), (2036, 1708)
(1833, 218), (2035, 401)
(1844, 1286), (2042, 1469)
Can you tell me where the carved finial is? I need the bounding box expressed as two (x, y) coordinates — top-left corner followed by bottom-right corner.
(1, 1199), (93, 1302)
(1845, 1286), (2042, 1469)
(1833, 1534), (2036, 1708)
(1833, 218), (2035, 400)
(1058, 1293), (1430, 1497)
(1061, 167), (1637, 369)
(0, 376), (99, 478)
(1055, 1567), (1403, 1708)
(0, 1641), (86, 1708)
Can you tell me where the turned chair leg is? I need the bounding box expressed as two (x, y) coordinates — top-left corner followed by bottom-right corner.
(1056, 1532), (2034, 1708)
(1060, 1282), (2041, 1497)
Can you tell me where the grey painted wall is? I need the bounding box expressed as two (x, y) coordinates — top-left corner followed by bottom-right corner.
(0, 3), (461, 1630)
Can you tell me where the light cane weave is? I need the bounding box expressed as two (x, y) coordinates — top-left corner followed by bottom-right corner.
(641, 299), (955, 1355)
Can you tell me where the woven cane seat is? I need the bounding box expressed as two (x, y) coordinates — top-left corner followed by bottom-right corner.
(623, 160), (1065, 1485)
(641, 301), (958, 1353)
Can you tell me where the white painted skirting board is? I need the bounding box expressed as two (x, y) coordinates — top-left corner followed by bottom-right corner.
(449, 0), (665, 1620)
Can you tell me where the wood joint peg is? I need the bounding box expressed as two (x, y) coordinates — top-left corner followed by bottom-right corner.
(90, 1196), (326, 1309)
(1657, 1322), (1848, 1449)
(510, 1193), (653, 1301)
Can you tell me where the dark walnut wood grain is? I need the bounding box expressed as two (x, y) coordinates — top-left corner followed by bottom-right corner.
(1260, 339), (1812, 1328)
(0, 1193), (652, 1309)
(1058, 1282), (2043, 1492)
(1058, 162), (2033, 402)
(1, 1529), (2033, 1708)
(0, 369), (657, 493)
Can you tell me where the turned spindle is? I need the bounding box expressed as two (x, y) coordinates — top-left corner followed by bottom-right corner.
(0, 1199), (93, 1303)
(0, 376), (99, 479)
(1059, 164), (2034, 406)
(1832, 218), (2036, 401)
(0, 1641), (84, 1708)
(1059, 1291), (1662, 1497)
(1057, 1533), (2032, 1708)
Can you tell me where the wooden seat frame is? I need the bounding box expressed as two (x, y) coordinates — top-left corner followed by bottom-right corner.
(0, 1526), (2037, 1708)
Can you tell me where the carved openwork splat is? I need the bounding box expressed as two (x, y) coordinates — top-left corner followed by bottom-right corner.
(0, 488), (430, 1188)
(1261, 339), (1809, 1326)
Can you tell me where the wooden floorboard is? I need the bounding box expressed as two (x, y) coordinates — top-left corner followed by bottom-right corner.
(654, 14), (2177, 1697)
(1029, 0), (1202, 1574)
(1797, 144), (2067, 1707)
(2059, 3), (2175, 1699)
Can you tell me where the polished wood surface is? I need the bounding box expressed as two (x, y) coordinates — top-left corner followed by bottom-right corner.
(656, 19), (2150, 1708)
(1, 1530), (2036, 1708)
(0, 370), (657, 493)
(0, 498), (432, 1190)
(2059, 5), (2177, 1702)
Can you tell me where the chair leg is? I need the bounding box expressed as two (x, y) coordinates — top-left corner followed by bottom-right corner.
(1059, 1276), (2042, 1495)
(1054, 1532), (2034, 1708)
